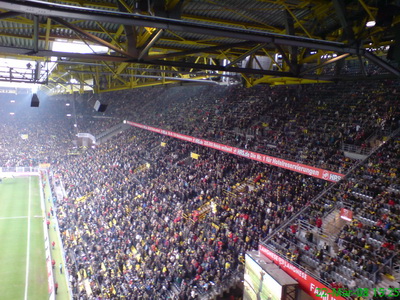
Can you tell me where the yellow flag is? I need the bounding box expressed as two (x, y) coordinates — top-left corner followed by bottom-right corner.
(191, 152), (199, 159)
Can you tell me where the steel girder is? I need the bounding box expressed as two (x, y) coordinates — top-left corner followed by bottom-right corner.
(0, 0), (360, 53)
(0, 0), (399, 93)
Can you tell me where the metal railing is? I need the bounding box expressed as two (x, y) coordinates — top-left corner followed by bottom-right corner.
(263, 127), (400, 245)
(95, 122), (130, 144)
(342, 143), (371, 155)
(370, 251), (398, 284)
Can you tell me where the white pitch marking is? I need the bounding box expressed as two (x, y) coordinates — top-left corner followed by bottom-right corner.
(24, 177), (32, 300)
(0, 216), (28, 220)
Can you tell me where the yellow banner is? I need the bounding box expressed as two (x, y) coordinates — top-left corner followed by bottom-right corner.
(191, 152), (199, 159)
(161, 142), (166, 147)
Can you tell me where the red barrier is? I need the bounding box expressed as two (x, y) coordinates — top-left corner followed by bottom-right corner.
(340, 208), (353, 221)
(259, 245), (347, 300)
(46, 256), (54, 295)
(125, 120), (344, 182)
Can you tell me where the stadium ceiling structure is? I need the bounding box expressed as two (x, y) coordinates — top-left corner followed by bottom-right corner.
(0, 0), (400, 94)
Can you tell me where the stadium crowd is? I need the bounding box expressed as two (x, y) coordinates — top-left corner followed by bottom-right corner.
(0, 79), (398, 299)
(93, 80), (400, 174)
(269, 132), (399, 291)
(0, 95), (76, 167)
(52, 126), (331, 298)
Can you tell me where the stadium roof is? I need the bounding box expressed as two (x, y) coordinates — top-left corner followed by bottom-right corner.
(0, 0), (399, 94)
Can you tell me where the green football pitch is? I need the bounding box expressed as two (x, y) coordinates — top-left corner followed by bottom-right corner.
(0, 176), (48, 300)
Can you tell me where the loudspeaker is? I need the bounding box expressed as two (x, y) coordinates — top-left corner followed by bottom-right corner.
(31, 93), (39, 107)
(94, 100), (107, 112)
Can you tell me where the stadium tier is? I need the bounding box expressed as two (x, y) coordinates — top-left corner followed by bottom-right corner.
(0, 80), (399, 300)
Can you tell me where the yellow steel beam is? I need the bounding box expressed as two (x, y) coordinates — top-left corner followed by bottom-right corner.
(9, 14), (35, 26)
(95, 21), (124, 50)
(0, 28), (259, 57)
(166, 0), (182, 11)
(51, 17), (133, 58)
(256, 0), (326, 6)
(209, 58), (217, 66)
(204, 0), (283, 31)
(252, 76), (331, 86)
(48, 79), (72, 93)
(65, 0), (125, 51)
(358, 0), (375, 21)
(115, 63), (131, 77)
(0, 53), (47, 63)
(0, 31), (58, 43)
(352, 17), (368, 41)
(157, 37), (240, 50)
(160, 65), (165, 84)
(170, 66), (180, 73)
(182, 14), (280, 32)
(129, 68), (136, 86)
(299, 51), (322, 64)
(44, 18), (52, 50)
(0, 17), (121, 37)
(0, 1), (325, 42)
(137, 27), (158, 48)
(0, 35), (246, 61)
(69, 72), (89, 94)
(100, 61), (128, 85)
(118, 0), (134, 13)
(316, 56), (322, 75)
(262, 48), (283, 71)
(394, 15), (400, 26)
(97, 75), (215, 92)
(114, 25), (137, 77)
(114, 25), (125, 41)
(255, 0), (332, 39)
(281, 3), (312, 38)
(274, 1), (334, 41)
(218, 50), (252, 86)
(51, 0), (118, 9)
(189, 56), (202, 73)
(163, 29), (185, 42)
(94, 64), (100, 94)
(50, 71), (69, 84)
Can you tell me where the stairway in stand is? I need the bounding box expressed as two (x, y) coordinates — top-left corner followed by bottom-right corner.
(320, 210), (347, 255)
(320, 210), (400, 296)
(376, 259), (400, 293)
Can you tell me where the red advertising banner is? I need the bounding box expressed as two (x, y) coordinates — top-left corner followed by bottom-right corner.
(46, 256), (54, 295)
(125, 120), (344, 182)
(259, 244), (347, 300)
(340, 208), (353, 222)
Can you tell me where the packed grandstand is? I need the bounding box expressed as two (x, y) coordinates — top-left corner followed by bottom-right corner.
(0, 80), (399, 299)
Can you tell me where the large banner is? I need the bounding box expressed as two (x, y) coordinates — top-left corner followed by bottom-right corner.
(125, 120), (344, 182)
(259, 245), (347, 300)
(340, 208), (353, 222)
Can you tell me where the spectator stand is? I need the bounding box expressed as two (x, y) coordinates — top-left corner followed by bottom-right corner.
(1, 80), (399, 299)
(261, 128), (400, 297)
